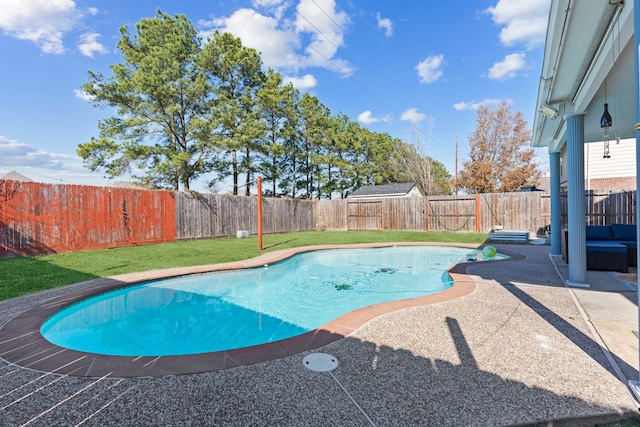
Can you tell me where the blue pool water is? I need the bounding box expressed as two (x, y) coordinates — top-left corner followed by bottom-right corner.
(40, 246), (506, 356)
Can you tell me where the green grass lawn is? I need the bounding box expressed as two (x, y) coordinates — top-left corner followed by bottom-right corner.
(0, 230), (488, 301)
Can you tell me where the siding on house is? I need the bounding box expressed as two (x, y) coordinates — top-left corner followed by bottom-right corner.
(560, 137), (636, 191)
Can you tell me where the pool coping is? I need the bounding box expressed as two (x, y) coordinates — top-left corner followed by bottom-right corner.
(0, 242), (524, 378)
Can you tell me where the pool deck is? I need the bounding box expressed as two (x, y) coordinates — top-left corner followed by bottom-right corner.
(1, 242), (639, 426)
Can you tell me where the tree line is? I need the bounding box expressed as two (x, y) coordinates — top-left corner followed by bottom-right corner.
(78, 10), (538, 198)
(78, 11), (451, 198)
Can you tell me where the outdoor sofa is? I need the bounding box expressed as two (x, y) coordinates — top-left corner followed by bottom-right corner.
(562, 224), (637, 273)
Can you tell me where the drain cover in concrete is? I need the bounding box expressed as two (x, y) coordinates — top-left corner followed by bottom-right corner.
(303, 353), (338, 372)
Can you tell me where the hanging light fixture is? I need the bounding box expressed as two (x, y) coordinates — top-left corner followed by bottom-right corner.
(602, 1), (624, 156)
(601, 84), (612, 158)
(602, 104), (611, 158)
(601, 103), (612, 136)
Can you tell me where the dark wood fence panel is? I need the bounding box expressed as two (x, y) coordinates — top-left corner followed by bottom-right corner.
(586, 193), (609, 225)
(585, 191), (636, 225)
(608, 191), (636, 224)
(0, 180), (176, 255)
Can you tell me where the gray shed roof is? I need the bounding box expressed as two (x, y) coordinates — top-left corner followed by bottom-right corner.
(349, 182), (417, 198)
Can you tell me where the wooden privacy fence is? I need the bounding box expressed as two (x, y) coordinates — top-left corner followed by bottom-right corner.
(0, 178), (636, 256)
(0, 180), (176, 255)
(575, 191), (636, 226)
(317, 191), (636, 234)
(316, 193), (551, 234)
(175, 192), (316, 239)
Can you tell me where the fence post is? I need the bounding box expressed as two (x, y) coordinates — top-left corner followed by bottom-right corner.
(475, 193), (481, 232)
(424, 197), (429, 231)
(257, 176), (263, 250)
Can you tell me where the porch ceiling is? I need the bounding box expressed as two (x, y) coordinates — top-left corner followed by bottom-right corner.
(532, 0), (635, 152)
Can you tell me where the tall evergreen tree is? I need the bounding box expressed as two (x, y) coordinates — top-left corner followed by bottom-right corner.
(279, 91), (304, 199)
(77, 11), (214, 191)
(200, 31), (266, 195)
(256, 69), (298, 196)
(298, 94), (330, 199)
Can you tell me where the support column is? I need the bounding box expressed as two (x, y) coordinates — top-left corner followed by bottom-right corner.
(565, 112), (588, 287)
(629, 0), (640, 399)
(549, 151), (562, 256)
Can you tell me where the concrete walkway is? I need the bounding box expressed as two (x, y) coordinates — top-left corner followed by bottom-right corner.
(0, 243), (639, 426)
(551, 254), (640, 395)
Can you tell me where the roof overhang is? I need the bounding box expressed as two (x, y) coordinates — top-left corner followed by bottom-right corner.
(532, 0), (635, 152)
(349, 193), (408, 199)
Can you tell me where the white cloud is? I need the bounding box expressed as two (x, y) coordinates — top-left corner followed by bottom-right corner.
(86, 7), (98, 16)
(453, 98), (512, 111)
(400, 108), (426, 123)
(358, 110), (392, 125)
(73, 88), (95, 101)
(0, 135), (77, 169)
(201, 0), (353, 76)
(488, 53), (526, 80)
(251, 0), (289, 20)
(485, 0), (551, 49)
(376, 12), (393, 37)
(283, 74), (317, 89)
(294, 0), (352, 75)
(200, 9), (301, 71)
(415, 54), (444, 84)
(0, 0), (81, 54)
(78, 32), (108, 58)
(358, 111), (379, 124)
(0, 135), (112, 185)
(453, 101), (474, 112)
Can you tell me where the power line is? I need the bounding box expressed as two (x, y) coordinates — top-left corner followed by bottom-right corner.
(251, 0), (454, 149)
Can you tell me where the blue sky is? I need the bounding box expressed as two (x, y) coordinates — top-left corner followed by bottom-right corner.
(0, 0), (551, 191)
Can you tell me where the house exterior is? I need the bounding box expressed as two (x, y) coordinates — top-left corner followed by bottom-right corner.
(109, 181), (146, 189)
(0, 170), (33, 182)
(531, 0), (637, 287)
(559, 137), (636, 192)
(348, 182), (422, 199)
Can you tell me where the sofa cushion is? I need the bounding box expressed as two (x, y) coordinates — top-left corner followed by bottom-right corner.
(611, 223), (636, 241)
(585, 225), (613, 241)
(618, 241), (637, 249)
(585, 241), (627, 253)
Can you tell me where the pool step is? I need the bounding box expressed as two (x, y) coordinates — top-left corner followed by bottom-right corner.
(488, 229), (530, 243)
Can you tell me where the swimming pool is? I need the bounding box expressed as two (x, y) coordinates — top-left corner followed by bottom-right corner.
(40, 246), (505, 357)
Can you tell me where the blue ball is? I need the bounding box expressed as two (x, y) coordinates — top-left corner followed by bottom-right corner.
(482, 246), (497, 258)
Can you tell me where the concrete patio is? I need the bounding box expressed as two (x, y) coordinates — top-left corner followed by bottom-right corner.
(1, 243), (639, 426)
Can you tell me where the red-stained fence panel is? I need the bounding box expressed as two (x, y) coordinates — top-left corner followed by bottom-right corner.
(0, 180), (176, 255)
